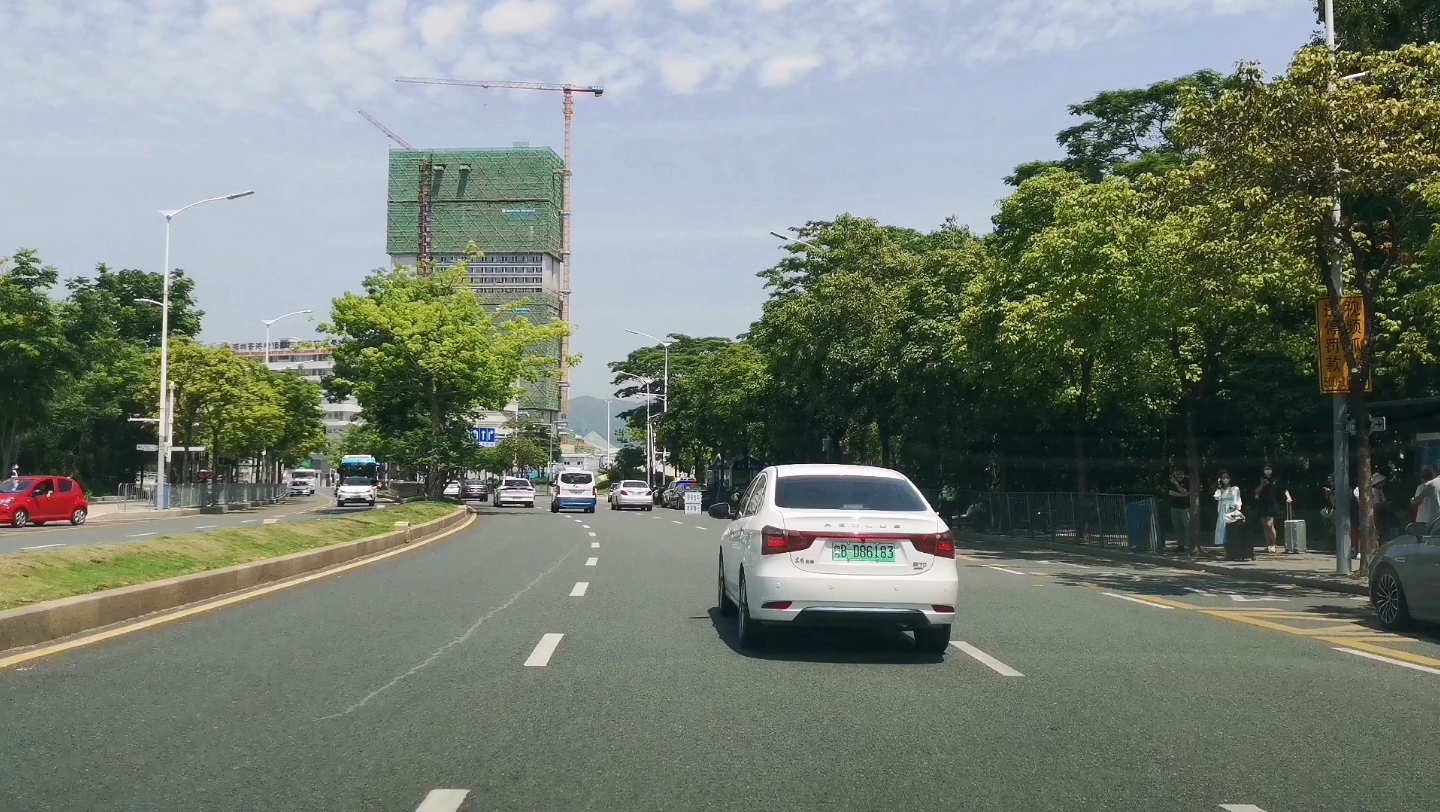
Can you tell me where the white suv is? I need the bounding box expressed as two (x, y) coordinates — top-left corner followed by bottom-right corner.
(335, 477), (377, 507)
(715, 464), (958, 653)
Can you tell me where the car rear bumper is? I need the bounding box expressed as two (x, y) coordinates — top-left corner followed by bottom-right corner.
(745, 568), (957, 627)
(495, 492), (534, 504)
(614, 495), (652, 507)
(556, 498), (597, 509)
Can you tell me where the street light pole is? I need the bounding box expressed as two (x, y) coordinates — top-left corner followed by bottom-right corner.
(1323, 1), (1353, 575)
(262, 309), (315, 366)
(155, 190), (254, 509)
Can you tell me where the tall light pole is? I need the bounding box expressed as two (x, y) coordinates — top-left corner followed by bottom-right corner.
(155, 190), (254, 508)
(624, 330), (672, 413)
(603, 398), (614, 468)
(262, 310), (314, 365)
(616, 372), (655, 486)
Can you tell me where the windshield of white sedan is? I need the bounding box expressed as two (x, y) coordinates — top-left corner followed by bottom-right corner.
(342, 477), (370, 486)
(504, 479), (531, 489)
(621, 481), (648, 489)
(774, 476), (928, 512)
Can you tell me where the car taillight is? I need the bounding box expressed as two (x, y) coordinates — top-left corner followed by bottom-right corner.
(910, 531), (955, 559)
(932, 605), (954, 613)
(761, 526), (812, 555)
(761, 601), (792, 610)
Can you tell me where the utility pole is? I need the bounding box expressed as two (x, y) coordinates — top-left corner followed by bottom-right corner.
(1325, 0), (1352, 576)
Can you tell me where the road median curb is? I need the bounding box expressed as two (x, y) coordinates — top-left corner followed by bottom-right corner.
(0, 507), (468, 653)
(957, 532), (1368, 596)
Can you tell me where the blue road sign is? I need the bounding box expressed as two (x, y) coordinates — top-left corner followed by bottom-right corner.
(472, 427), (498, 448)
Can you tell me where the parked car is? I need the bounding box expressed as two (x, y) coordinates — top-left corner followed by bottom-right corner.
(609, 480), (654, 511)
(461, 480), (490, 501)
(443, 481), (461, 497)
(0, 476), (89, 528)
(661, 487), (681, 509)
(287, 478), (315, 496)
(335, 476), (377, 507)
(713, 464), (958, 652)
(495, 478), (536, 508)
(552, 469), (598, 513)
(1371, 517), (1440, 630)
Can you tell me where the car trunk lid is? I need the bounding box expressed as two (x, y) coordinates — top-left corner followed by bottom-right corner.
(780, 510), (943, 576)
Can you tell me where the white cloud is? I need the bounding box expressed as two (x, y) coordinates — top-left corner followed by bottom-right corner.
(480, 0), (559, 35)
(758, 53), (822, 87)
(5, 134), (153, 160)
(0, 0), (1298, 112)
(576, 0), (637, 20)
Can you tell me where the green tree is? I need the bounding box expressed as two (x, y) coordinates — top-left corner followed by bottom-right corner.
(322, 263), (568, 495)
(0, 250), (70, 476)
(1175, 44), (1440, 567)
(1318, 0), (1439, 52)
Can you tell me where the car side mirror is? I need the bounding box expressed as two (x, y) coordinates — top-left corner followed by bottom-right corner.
(708, 503), (732, 520)
(1406, 522), (1427, 539)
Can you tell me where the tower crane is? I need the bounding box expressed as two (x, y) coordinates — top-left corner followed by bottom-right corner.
(395, 76), (604, 433)
(357, 110), (415, 150)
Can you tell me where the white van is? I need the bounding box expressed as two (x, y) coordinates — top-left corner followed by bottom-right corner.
(552, 469), (598, 513)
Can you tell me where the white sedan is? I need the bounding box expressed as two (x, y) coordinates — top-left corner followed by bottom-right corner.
(335, 477), (377, 507)
(494, 478), (535, 508)
(609, 480), (654, 511)
(715, 464), (958, 653)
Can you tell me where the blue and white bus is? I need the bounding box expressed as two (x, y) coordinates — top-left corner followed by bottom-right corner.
(339, 454), (379, 487)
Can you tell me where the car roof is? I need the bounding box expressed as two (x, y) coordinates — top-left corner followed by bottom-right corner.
(769, 464), (909, 480)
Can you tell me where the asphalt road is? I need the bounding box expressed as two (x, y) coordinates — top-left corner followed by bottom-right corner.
(2, 500), (1438, 811)
(0, 496), (386, 555)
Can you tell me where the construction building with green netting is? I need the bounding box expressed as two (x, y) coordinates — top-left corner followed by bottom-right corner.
(387, 145), (565, 424)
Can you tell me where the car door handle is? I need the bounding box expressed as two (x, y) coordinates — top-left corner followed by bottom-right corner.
(1394, 557), (1406, 562)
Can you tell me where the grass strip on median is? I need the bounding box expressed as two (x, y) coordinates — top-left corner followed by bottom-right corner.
(0, 502), (456, 611)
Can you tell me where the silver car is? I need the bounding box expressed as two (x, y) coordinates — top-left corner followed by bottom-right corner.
(1371, 518), (1440, 630)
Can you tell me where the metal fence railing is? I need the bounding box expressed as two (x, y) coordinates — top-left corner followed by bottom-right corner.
(948, 490), (1162, 553)
(109, 482), (288, 510)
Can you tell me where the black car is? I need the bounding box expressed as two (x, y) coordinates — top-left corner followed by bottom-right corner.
(461, 480), (490, 501)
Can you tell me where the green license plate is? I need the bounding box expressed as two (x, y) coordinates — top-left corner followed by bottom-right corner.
(829, 542), (897, 563)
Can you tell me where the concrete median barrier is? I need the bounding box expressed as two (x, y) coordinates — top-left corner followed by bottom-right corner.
(0, 507), (467, 652)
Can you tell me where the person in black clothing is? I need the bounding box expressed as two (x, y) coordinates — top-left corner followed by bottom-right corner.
(1167, 468), (1190, 552)
(1255, 464), (1287, 555)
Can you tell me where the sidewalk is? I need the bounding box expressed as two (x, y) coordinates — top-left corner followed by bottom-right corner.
(957, 531), (1369, 595)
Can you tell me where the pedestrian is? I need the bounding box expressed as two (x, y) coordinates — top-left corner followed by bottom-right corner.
(1167, 468), (1190, 552)
(8, 464), (16, 478)
(1411, 468), (1440, 527)
(1255, 464), (1291, 555)
(1214, 471), (1248, 561)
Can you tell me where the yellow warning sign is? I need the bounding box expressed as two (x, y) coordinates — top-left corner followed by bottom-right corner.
(1318, 296), (1372, 395)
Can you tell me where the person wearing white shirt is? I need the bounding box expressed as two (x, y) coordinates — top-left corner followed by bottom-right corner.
(1413, 469), (1440, 526)
(1214, 471), (1245, 560)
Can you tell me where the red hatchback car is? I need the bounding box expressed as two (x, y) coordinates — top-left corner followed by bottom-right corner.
(0, 476), (89, 528)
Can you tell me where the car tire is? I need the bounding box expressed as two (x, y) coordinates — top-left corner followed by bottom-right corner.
(11, 509), (29, 529)
(32, 520), (46, 526)
(550, 501), (559, 513)
(1373, 565), (1412, 631)
(914, 626), (952, 653)
(526, 502), (534, 508)
(736, 573), (764, 649)
(717, 554), (737, 616)
(336, 501), (344, 508)
(368, 500), (376, 507)
(71, 507), (87, 526)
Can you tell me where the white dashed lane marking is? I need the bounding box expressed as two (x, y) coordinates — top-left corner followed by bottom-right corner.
(582, 525), (590, 529)
(950, 641), (1024, 677)
(570, 582), (589, 597)
(984, 565), (1025, 575)
(672, 520), (682, 525)
(694, 526), (707, 530)
(590, 542), (599, 548)
(415, 789), (469, 812)
(524, 633), (564, 667)
(1220, 805), (1270, 812)
(1103, 592), (1175, 610)
(20, 543), (66, 551)
(585, 557), (598, 566)
(127, 532), (157, 538)
(588, 532), (596, 537)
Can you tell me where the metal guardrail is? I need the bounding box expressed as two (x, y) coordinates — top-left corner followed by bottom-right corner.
(112, 482), (288, 510)
(949, 490), (1162, 553)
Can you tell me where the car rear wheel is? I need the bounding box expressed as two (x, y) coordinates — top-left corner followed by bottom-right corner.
(1373, 566), (1411, 630)
(11, 509), (29, 528)
(71, 507), (87, 525)
(550, 501), (559, 513)
(717, 554), (737, 616)
(914, 626), (951, 653)
(736, 573), (764, 649)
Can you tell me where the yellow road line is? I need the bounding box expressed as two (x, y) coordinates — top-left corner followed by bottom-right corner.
(0, 512), (475, 671)
(1316, 639), (1440, 669)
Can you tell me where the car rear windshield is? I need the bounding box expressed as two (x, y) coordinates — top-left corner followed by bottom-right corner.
(0, 478), (37, 493)
(773, 475), (928, 512)
(342, 477), (371, 486)
(504, 479), (531, 488)
(621, 481), (649, 488)
(560, 472), (593, 485)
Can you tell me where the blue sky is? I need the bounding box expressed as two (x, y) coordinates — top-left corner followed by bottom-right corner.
(0, 0), (1318, 400)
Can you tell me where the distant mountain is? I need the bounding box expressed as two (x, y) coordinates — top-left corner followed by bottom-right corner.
(566, 395), (640, 445)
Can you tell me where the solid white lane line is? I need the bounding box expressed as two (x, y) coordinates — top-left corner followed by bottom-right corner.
(950, 641), (1023, 677)
(588, 532), (596, 537)
(524, 633), (564, 667)
(590, 542), (599, 548)
(415, 789), (470, 812)
(127, 532), (157, 538)
(20, 543), (66, 551)
(585, 557), (598, 566)
(570, 582), (589, 597)
(1102, 592), (1175, 609)
(240, 519), (256, 523)
(985, 565), (1026, 575)
(1219, 805), (1269, 812)
(1335, 647), (1440, 675)
(193, 525), (217, 529)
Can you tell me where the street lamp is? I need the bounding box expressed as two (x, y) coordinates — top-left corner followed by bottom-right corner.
(771, 230), (825, 252)
(616, 371), (658, 486)
(261, 309), (315, 365)
(624, 329), (673, 414)
(154, 190), (254, 509)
